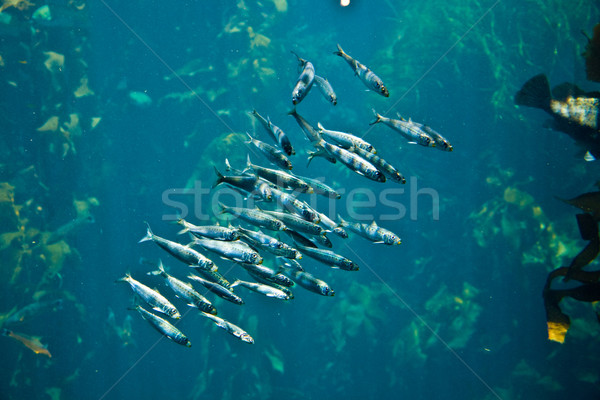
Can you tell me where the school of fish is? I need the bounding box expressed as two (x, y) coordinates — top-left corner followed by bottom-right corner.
(117, 44), (453, 347)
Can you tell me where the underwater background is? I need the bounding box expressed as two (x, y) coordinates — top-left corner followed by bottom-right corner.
(1, 0), (600, 399)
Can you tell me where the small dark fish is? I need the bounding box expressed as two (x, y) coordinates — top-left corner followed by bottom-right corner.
(251, 109), (295, 156)
(139, 223), (216, 271)
(334, 44), (389, 97)
(291, 51), (315, 105)
(45, 213), (94, 245)
(370, 110), (435, 148)
(130, 305), (191, 347)
(3, 329), (52, 357)
(188, 274), (244, 305)
(4, 299), (63, 326)
(313, 75), (337, 105)
(212, 166), (267, 198)
(117, 274), (181, 319)
(177, 218), (239, 241)
(199, 312), (254, 343)
(246, 132), (293, 170)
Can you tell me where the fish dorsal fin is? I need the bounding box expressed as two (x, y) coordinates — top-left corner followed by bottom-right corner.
(369, 220), (377, 228)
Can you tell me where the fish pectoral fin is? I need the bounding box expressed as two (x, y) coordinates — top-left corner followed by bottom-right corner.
(372, 241), (386, 244)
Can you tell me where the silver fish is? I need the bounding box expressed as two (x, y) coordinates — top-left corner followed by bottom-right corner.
(282, 267), (334, 296)
(219, 203), (287, 232)
(177, 218), (239, 241)
(199, 312), (254, 343)
(237, 227), (302, 259)
(250, 109), (295, 156)
(291, 51), (315, 105)
(130, 305), (191, 347)
(261, 210), (325, 236)
(288, 108), (325, 144)
(317, 122), (375, 153)
(312, 139), (386, 182)
(314, 75), (337, 105)
(421, 125), (453, 152)
(293, 175), (341, 199)
(317, 211), (348, 238)
(349, 145), (406, 184)
(188, 274), (244, 305)
(295, 244), (359, 271)
(192, 237), (263, 265)
(339, 217), (402, 245)
(139, 224), (216, 271)
(269, 186), (320, 223)
(231, 279), (291, 300)
(334, 44), (389, 97)
(117, 274), (181, 319)
(370, 110), (435, 148)
(246, 133), (293, 170)
(148, 262), (217, 315)
(246, 156), (312, 193)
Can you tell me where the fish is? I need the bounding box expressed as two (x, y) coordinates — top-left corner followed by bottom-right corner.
(421, 125), (453, 152)
(250, 109), (295, 155)
(269, 186), (321, 223)
(292, 175), (341, 199)
(139, 223), (216, 271)
(349, 145), (406, 184)
(239, 262), (280, 280)
(582, 23), (600, 83)
(116, 273), (181, 319)
(261, 210), (325, 236)
(246, 155), (312, 193)
(130, 306), (191, 347)
(317, 211), (348, 238)
(246, 132), (293, 170)
(334, 43), (389, 97)
(276, 256), (304, 272)
(219, 202), (287, 232)
(4, 299), (63, 326)
(339, 217), (402, 245)
(288, 108), (324, 144)
(231, 279), (291, 300)
(291, 51), (315, 105)
(199, 312), (254, 343)
(192, 266), (232, 290)
(45, 213), (94, 245)
(559, 190), (600, 219)
(188, 274), (244, 305)
(313, 75), (337, 105)
(177, 218), (239, 241)
(148, 261), (217, 315)
(237, 227), (302, 259)
(370, 110), (436, 148)
(311, 138), (386, 182)
(192, 237), (263, 265)
(3, 329), (52, 357)
(295, 244), (359, 271)
(280, 267), (334, 296)
(212, 166), (266, 196)
(317, 122), (376, 153)
(515, 73), (600, 158)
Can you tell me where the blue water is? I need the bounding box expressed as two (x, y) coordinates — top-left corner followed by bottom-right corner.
(1, 1), (600, 399)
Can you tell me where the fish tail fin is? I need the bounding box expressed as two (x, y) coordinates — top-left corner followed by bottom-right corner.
(333, 43), (344, 57)
(369, 109), (383, 125)
(317, 122), (324, 132)
(217, 202), (228, 214)
(515, 73), (552, 111)
(287, 107), (297, 117)
(245, 132), (254, 144)
(147, 260), (167, 277)
(115, 273), (132, 283)
(225, 158), (233, 172)
(212, 166), (225, 189)
(337, 214), (348, 227)
(139, 222), (153, 243)
(176, 218), (189, 235)
(230, 279), (241, 289)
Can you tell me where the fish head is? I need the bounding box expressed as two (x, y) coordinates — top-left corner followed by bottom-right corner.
(334, 227), (348, 238)
(240, 333), (254, 344)
(320, 284), (335, 296)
